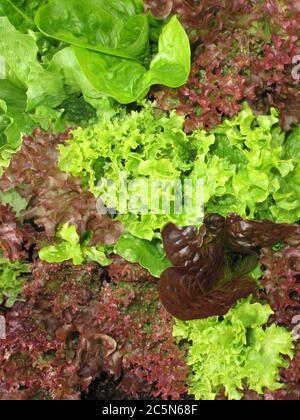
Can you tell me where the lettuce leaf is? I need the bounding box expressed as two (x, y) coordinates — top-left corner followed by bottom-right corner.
(0, 257), (30, 307)
(173, 298), (294, 400)
(35, 0), (149, 61)
(159, 213), (300, 321)
(0, 188), (27, 216)
(0, 17), (66, 110)
(35, 0), (190, 104)
(73, 16), (191, 103)
(39, 224), (112, 266)
(0, 0), (46, 33)
(59, 102), (298, 243)
(114, 233), (170, 278)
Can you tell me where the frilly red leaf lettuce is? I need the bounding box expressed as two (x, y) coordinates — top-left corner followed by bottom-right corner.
(261, 246), (300, 328)
(256, 245), (300, 400)
(160, 213), (300, 320)
(0, 129), (123, 245)
(0, 260), (188, 400)
(108, 255), (156, 284)
(147, 0), (300, 131)
(0, 203), (38, 261)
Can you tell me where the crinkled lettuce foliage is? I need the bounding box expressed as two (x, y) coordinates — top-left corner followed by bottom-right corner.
(174, 298), (294, 400)
(0, 257), (30, 307)
(59, 102), (300, 246)
(39, 224), (112, 266)
(0, 2), (190, 173)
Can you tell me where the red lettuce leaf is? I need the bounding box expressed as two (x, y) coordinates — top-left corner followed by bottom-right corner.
(0, 204), (39, 261)
(0, 129), (123, 245)
(160, 213), (300, 320)
(0, 261), (188, 400)
(148, 1), (300, 131)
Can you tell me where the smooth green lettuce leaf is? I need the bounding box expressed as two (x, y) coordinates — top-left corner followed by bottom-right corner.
(0, 17), (67, 171)
(49, 47), (118, 119)
(0, 17), (66, 110)
(0, 0), (48, 33)
(174, 298), (294, 400)
(114, 233), (171, 277)
(84, 246), (112, 266)
(35, 0), (149, 61)
(0, 81), (35, 172)
(74, 16), (191, 103)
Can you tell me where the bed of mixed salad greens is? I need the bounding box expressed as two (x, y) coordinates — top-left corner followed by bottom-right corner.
(0, 0), (300, 401)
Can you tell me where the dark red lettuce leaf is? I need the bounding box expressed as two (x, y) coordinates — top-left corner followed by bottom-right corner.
(107, 255), (156, 283)
(0, 129), (123, 245)
(0, 261), (188, 400)
(148, 1), (300, 131)
(261, 246), (300, 328)
(0, 204), (39, 261)
(160, 213), (300, 320)
(258, 245), (300, 399)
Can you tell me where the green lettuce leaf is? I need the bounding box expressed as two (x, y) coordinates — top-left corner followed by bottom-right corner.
(114, 233), (171, 277)
(39, 224), (112, 266)
(73, 16), (191, 103)
(0, 188), (27, 216)
(271, 123), (300, 222)
(174, 298), (294, 400)
(0, 17), (66, 111)
(0, 0), (45, 33)
(35, 0), (149, 61)
(0, 257), (30, 307)
(49, 46), (118, 119)
(59, 102), (297, 242)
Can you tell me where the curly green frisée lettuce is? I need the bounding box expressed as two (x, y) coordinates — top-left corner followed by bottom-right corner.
(174, 298), (294, 400)
(0, 257), (30, 307)
(59, 102), (299, 244)
(59, 103), (205, 240)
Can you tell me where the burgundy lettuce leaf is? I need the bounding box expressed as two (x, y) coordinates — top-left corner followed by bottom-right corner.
(145, 0), (253, 44)
(0, 204), (39, 261)
(149, 1), (300, 131)
(107, 255), (156, 283)
(0, 129), (123, 245)
(160, 213), (300, 321)
(0, 261), (188, 400)
(261, 246), (300, 328)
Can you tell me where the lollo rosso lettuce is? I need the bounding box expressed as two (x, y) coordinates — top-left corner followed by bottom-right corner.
(0, 129), (123, 245)
(0, 261), (188, 400)
(147, 1), (300, 132)
(160, 213), (300, 321)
